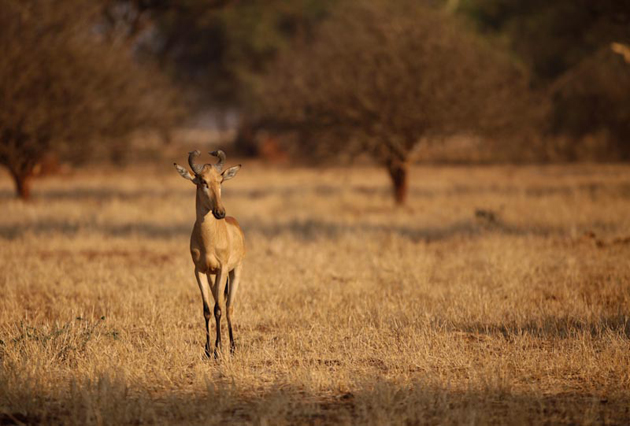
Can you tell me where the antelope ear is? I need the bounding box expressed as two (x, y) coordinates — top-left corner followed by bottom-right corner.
(174, 163), (195, 181)
(221, 165), (241, 182)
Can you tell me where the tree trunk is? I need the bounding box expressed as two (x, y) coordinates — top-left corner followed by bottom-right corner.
(10, 170), (32, 201)
(109, 140), (128, 166)
(234, 117), (260, 157)
(387, 162), (408, 205)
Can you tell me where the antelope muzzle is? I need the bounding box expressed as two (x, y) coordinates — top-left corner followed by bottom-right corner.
(213, 208), (226, 220)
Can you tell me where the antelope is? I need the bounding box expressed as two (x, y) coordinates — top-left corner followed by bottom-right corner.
(174, 150), (244, 358)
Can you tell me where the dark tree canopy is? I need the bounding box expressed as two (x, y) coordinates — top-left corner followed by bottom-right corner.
(551, 47), (630, 160)
(460, 0), (630, 84)
(117, 0), (339, 107)
(256, 1), (532, 204)
(0, 0), (181, 199)
(460, 0), (630, 156)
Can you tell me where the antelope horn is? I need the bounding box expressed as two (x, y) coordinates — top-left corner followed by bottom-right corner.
(210, 150), (226, 171)
(188, 150), (204, 175)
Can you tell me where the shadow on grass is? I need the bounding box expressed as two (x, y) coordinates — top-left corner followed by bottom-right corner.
(0, 375), (626, 425)
(2, 179), (629, 202)
(449, 314), (630, 340)
(0, 216), (568, 243)
(245, 217), (568, 243)
(0, 187), (186, 202)
(0, 220), (191, 240)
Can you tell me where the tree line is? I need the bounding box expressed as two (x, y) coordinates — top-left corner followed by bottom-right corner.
(1, 0), (628, 203)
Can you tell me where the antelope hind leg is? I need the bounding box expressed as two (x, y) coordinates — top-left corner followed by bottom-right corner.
(226, 264), (242, 354)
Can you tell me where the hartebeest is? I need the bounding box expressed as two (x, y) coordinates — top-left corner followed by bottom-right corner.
(174, 150), (244, 358)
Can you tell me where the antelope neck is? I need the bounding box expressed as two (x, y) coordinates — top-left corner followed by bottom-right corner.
(195, 192), (216, 222)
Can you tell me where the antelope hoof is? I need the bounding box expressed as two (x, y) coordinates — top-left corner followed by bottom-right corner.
(230, 343), (236, 355)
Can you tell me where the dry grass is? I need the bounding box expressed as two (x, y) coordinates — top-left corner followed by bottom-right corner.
(1, 163), (630, 425)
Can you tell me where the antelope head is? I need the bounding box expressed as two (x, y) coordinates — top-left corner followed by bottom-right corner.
(174, 150), (241, 219)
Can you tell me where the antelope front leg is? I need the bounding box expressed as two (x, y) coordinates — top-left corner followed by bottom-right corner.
(210, 269), (228, 358)
(194, 268), (214, 358)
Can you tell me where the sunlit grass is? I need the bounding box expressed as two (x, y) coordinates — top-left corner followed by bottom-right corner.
(1, 164), (629, 425)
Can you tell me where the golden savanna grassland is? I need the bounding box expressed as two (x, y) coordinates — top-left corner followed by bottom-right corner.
(1, 163), (630, 425)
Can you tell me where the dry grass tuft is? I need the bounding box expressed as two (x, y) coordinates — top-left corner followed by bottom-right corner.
(1, 164), (630, 425)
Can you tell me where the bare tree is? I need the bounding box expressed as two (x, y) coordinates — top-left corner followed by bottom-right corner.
(0, 0), (181, 199)
(257, 1), (531, 204)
